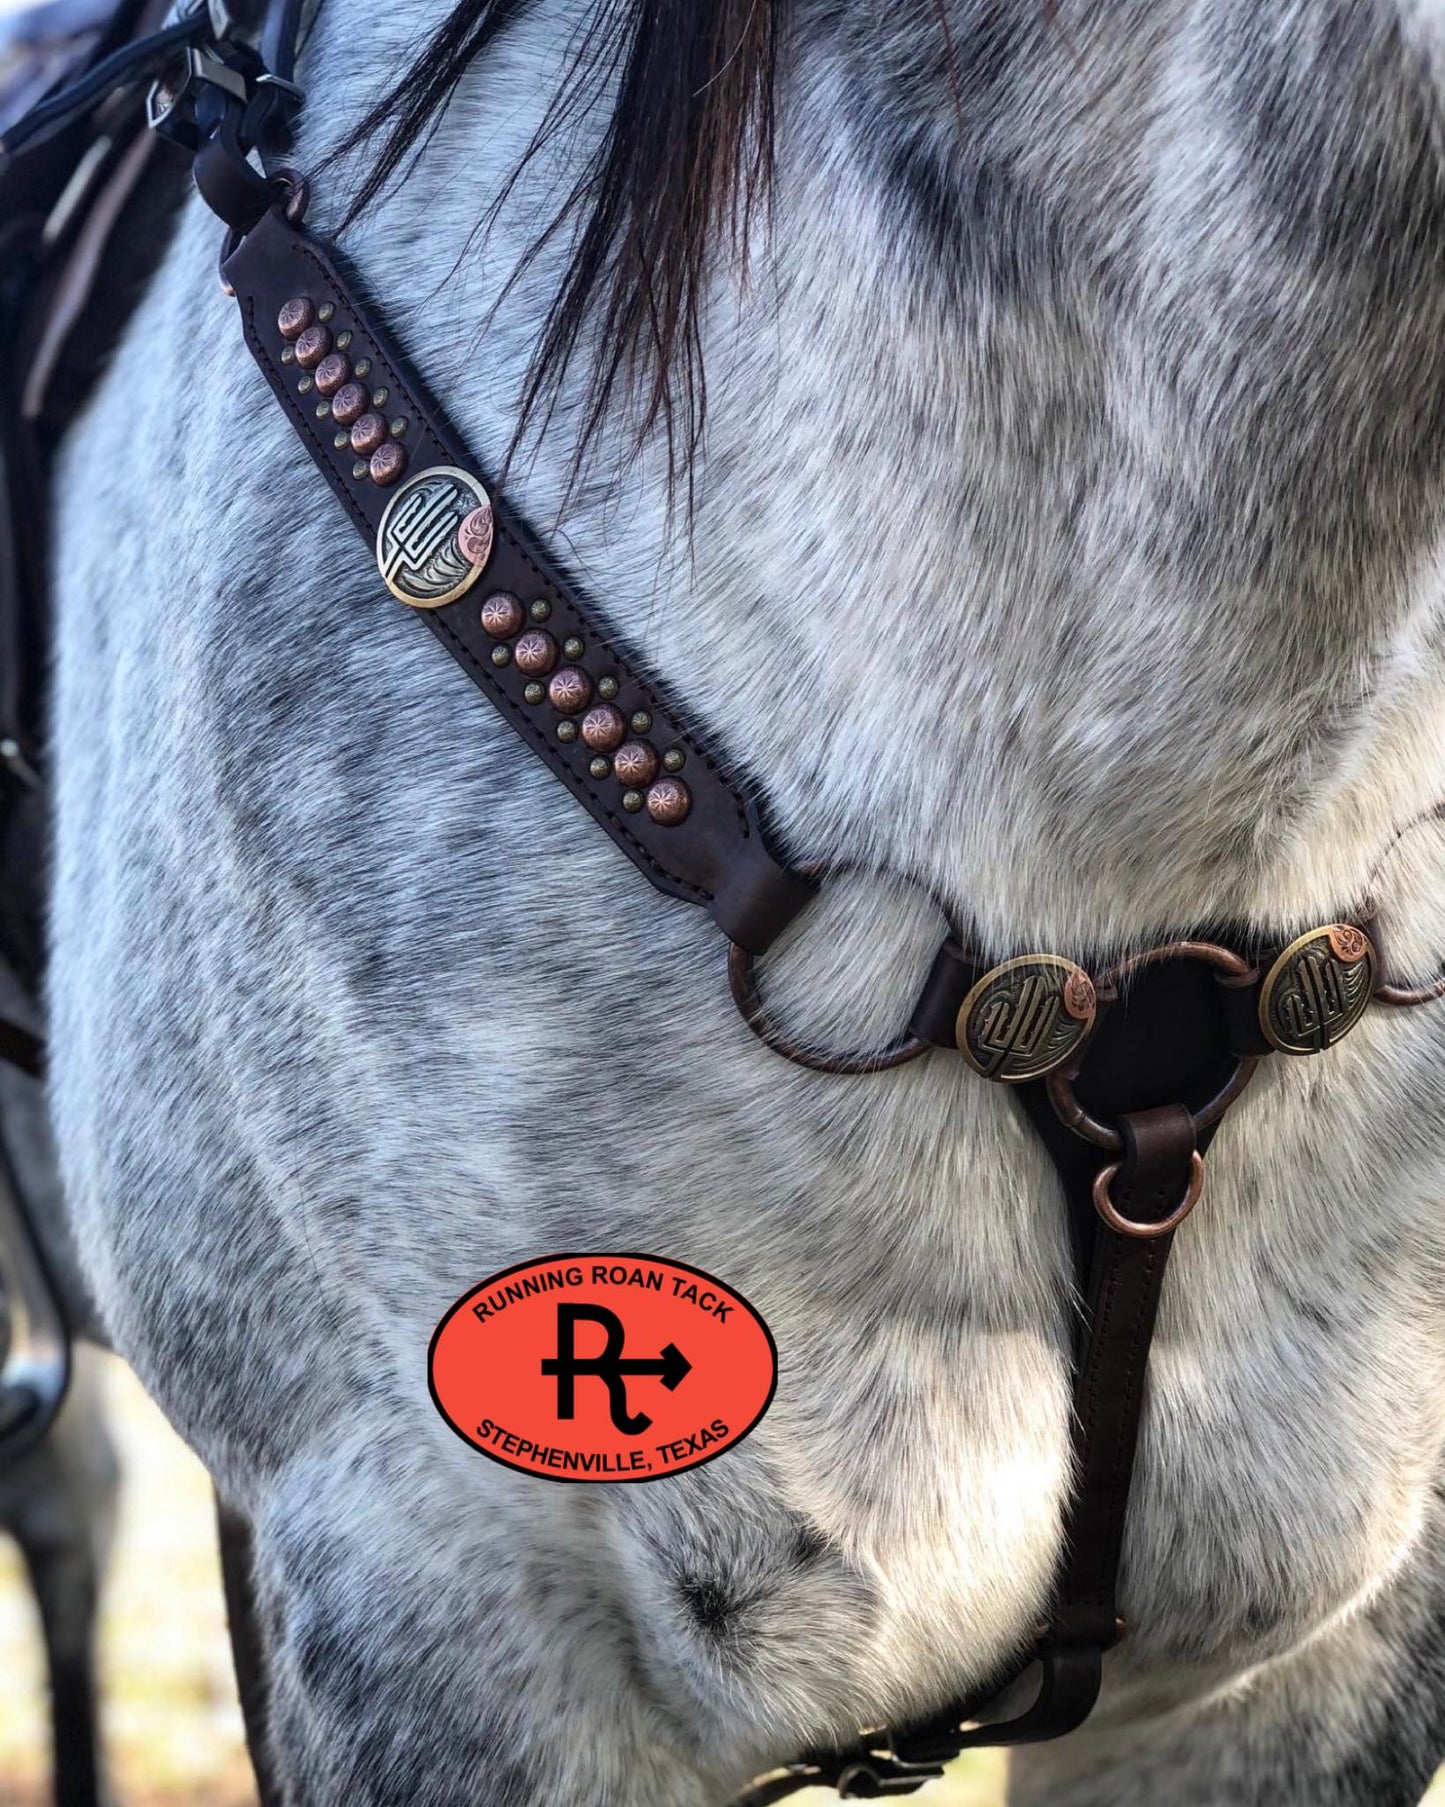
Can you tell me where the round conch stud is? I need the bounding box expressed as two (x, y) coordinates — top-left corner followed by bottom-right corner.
(956, 953), (1097, 1083)
(376, 466), (494, 609)
(1257, 924), (1376, 1055)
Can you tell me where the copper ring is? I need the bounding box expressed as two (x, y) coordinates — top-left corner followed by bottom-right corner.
(1047, 941), (1261, 1153)
(1374, 972), (1445, 1006)
(1092, 1152), (1205, 1240)
(727, 862), (957, 1076)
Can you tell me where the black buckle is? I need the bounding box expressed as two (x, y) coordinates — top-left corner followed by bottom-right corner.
(145, 0), (302, 153)
(832, 1755), (946, 1798)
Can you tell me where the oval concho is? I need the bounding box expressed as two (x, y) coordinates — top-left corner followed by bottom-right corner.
(1257, 923), (1376, 1055)
(376, 465), (495, 609)
(956, 953), (1097, 1083)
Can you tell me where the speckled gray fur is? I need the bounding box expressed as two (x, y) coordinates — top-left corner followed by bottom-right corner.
(44, 2), (1445, 1801)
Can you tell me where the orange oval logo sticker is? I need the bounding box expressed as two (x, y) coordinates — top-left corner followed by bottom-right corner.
(428, 1254), (777, 1482)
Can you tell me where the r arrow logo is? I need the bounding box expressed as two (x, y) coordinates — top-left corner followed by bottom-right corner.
(541, 1303), (692, 1434)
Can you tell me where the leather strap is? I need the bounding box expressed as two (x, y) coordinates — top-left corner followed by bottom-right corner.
(219, 206), (815, 955)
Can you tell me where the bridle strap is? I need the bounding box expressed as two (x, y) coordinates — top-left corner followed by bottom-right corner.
(216, 203), (817, 954)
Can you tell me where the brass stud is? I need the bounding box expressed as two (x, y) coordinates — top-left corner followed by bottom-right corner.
(614, 740), (659, 787)
(645, 778), (691, 825)
(277, 297), (314, 339)
(529, 599), (551, 622)
(280, 344), (296, 365)
(315, 400), (331, 419)
(491, 645), (511, 668)
(630, 710), (652, 734)
(334, 430), (350, 450)
(294, 323), (332, 368)
(369, 442), (408, 487)
(336, 330), (353, 350)
(622, 790), (644, 813)
(547, 666), (593, 714)
(390, 417), (408, 438)
(297, 374), (314, 394)
(557, 720), (579, 744)
(371, 386), (389, 408)
(597, 675), (619, 700)
(523, 681), (545, 705)
(350, 412), (387, 456)
(354, 357), (372, 379)
(563, 636), (584, 660)
(662, 748), (685, 773)
(581, 703), (626, 752)
(589, 756), (611, 779)
(352, 460), (369, 480)
(317, 301), (335, 322)
(480, 592), (525, 639)
(314, 352), (351, 396)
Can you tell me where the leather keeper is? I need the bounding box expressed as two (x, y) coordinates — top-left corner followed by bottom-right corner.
(219, 206), (816, 955)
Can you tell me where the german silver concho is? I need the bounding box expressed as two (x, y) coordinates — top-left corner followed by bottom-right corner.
(376, 465), (494, 608)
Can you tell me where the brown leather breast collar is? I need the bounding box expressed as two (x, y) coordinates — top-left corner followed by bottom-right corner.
(7, 13), (1445, 1800)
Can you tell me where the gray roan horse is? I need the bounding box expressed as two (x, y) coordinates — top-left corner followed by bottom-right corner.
(36, 0), (1445, 1801)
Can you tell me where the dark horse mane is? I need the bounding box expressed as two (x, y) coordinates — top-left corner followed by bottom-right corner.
(339, 0), (783, 480)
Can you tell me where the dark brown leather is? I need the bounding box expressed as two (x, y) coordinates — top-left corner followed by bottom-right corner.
(220, 206), (816, 955)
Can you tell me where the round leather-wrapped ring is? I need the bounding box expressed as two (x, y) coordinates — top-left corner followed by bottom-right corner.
(727, 863), (955, 1076)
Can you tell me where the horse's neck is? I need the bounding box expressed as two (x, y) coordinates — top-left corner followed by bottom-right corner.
(302, 0), (1445, 952)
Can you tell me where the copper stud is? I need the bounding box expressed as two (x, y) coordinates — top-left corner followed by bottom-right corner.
(369, 442), (408, 487)
(589, 756), (611, 779)
(622, 790), (644, 813)
(314, 352), (351, 396)
(630, 710), (652, 734)
(548, 666), (593, 714)
(613, 740), (659, 787)
(662, 748), (685, 773)
(563, 636), (584, 660)
(481, 592), (525, 639)
(317, 301), (335, 323)
(352, 460), (369, 480)
(294, 323), (332, 368)
(581, 703), (626, 752)
(350, 412), (387, 456)
(514, 630), (558, 676)
(491, 646), (511, 668)
(557, 721), (579, 744)
(645, 778), (691, 825)
(277, 297), (314, 339)
(331, 382), (368, 427)
(456, 504), (493, 569)
(529, 599), (551, 622)
(523, 681), (545, 705)
(597, 675), (619, 700)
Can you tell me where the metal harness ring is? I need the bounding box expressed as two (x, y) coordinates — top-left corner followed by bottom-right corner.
(1045, 941), (1261, 1154)
(1093, 1151), (1206, 1240)
(728, 863), (954, 1076)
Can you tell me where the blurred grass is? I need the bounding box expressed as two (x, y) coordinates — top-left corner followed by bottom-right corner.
(1, 1360), (1444, 1803)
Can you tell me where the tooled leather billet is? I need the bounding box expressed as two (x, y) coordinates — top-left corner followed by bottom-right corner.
(8, 5), (1445, 1800)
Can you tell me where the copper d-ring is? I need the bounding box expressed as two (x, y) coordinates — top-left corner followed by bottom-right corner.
(1093, 1152), (1205, 1240)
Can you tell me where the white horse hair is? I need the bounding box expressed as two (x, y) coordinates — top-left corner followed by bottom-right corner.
(43, 0), (1445, 1801)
